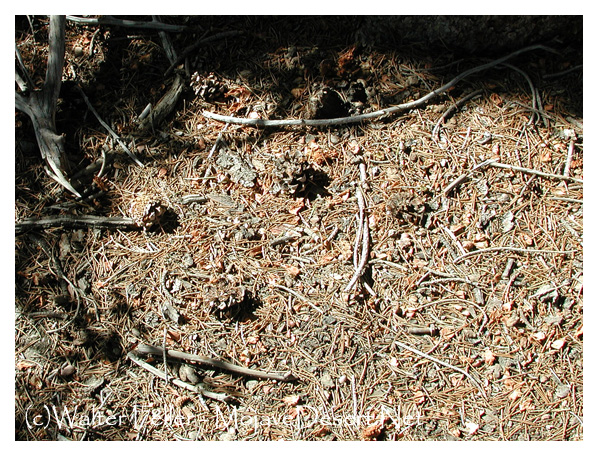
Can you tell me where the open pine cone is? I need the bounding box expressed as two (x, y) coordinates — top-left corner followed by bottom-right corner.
(129, 194), (166, 229)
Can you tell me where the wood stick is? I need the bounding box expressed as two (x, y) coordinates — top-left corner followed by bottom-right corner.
(16, 215), (138, 234)
(75, 85), (144, 167)
(454, 246), (576, 264)
(133, 343), (297, 382)
(66, 15), (188, 32)
(486, 160), (582, 183)
(395, 341), (486, 398)
(202, 44), (556, 128)
(432, 89), (482, 140)
(164, 30), (243, 77)
(126, 351), (233, 403)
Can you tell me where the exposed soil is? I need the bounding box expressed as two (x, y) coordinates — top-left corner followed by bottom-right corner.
(15, 16), (583, 441)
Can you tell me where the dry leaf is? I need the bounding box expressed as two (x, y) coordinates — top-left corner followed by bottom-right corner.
(361, 422), (384, 441)
(540, 148), (553, 163)
(246, 335), (260, 345)
(288, 198), (306, 215)
(413, 390), (425, 404)
(282, 395), (301, 406)
(518, 398), (534, 411)
(509, 388), (522, 401)
(449, 427), (461, 438)
(312, 425), (331, 437)
(483, 348), (496, 365)
(490, 92), (503, 107)
(16, 360), (36, 371)
(283, 264), (301, 277)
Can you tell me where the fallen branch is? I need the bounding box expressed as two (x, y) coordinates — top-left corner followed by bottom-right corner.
(16, 215), (138, 234)
(137, 74), (186, 132)
(134, 343), (297, 382)
(66, 15), (188, 32)
(202, 44), (556, 128)
(454, 246), (576, 264)
(75, 85), (144, 167)
(486, 160), (582, 184)
(164, 30), (244, 77)
(126, 351), (233, 403)
(395, 341), (486, 398)
(345, 188), (371, 293)
(345, 160), (372, 294)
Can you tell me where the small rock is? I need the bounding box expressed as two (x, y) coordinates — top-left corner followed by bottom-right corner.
(60, 364), (76, 377)
(73, 46), (84, 57)
(179, 365), (200, 384)
(534, 284), (559, 304)
(183, 253), (195, 268)
(321, 373), (335, 389)
(246, 380), (259, 391)
(555, 385), (570, 398)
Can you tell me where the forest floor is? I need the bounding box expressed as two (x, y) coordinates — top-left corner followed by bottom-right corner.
(15, 16), (583, 440)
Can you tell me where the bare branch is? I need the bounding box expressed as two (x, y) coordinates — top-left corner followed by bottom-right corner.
(202, 44), (557, 128)
(66, 15), (188, 32)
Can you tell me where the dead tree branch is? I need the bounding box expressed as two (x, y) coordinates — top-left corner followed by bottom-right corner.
(202, 44), (556, 128)
(15, 15), (80, 197)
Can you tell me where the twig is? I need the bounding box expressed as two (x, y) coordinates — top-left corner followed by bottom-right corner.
(164, 30), (244, 76)
(153, 15), (178, 65)
(454, 246), (576, 264)
(74, 85), (144, 167)
(442, 158), (498, 195)
(352, 187), (366, 269)
(202, 44), (555, 128)
(207, 123), (229, 160)
(499, 63), (543, 125)
(162, 327), (169, 384)
(271, 283), (323, 314)
(486, 160), (582, 184)
(542, 64), (583, 80)
(134, 343), (297, 382)
(16, 215), (138, 234)
(66, 15), (188, 32)
(432, 89), (483, 140)
(395, 341), (486, 398)
(15, 43), (34, 90)
(126, 351), (233, 403)
(564, 138), (575, 178)
(345, 189), (370, 293)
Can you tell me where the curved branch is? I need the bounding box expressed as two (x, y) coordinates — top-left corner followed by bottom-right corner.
(203, 44), (556, 128)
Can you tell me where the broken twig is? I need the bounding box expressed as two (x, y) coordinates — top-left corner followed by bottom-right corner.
(395, 341), (486, 398)
(203, 44), (555, 128)
(16, 215), (138, 234)
(134, 343), (297, 382)
(75, 85), (144, 167)
(127, 351), (233, 403)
